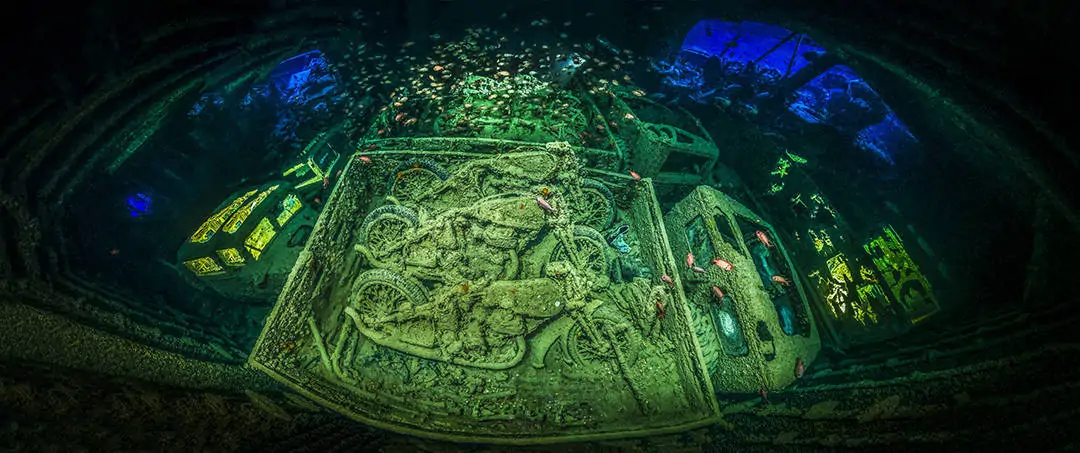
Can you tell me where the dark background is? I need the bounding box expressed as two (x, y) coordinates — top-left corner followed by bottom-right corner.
(1, 1), (1079, 451)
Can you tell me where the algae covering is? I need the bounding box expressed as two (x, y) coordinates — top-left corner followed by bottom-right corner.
(863, 224), (939, 324)
(250, 139), (719, 443)
(664, 186), (821, 393)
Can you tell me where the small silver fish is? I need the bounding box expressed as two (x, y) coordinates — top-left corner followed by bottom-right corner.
(536, 196), (555, 213)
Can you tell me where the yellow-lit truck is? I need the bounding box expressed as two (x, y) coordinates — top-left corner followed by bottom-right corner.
(177, 182), (318, 302)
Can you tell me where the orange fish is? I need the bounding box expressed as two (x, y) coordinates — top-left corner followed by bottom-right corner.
(313, 197), (322, 205)
(655, 299), (666, 319)
(686, 253), (695, 268)
(108, 249), (120, 256)
(711, 286), (725, 305)
(322, 177), (330, 189)
(755, 230), (773, 248)
(712, 258), (734, 271)
(661, 274), (674, 287)
(794, 357), (805, 379)
(629, 170), (641, 181)
(772, 275), (791, 286)
(357, 155), (372, 163)
(394, 113), (406, 122)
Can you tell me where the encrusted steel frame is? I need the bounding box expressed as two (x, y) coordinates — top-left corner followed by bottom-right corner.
(249, 138), (723, 444)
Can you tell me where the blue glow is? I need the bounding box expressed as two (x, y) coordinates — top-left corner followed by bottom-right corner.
(680, 20), (824, 79)
(241, 84), (272, 106)
(187, 92), (225, 117)
(653, 59), (703, 91)
(263, 50), (342, 146)
(269, 50), (338, 106)
(126, 193), (152, 218)
(663, 22), (918, 164)
(787, 66), (882, 127)
(188, 50), (337, 117)
(788, 65), (917, 164)
(854, 112), (918, 165)
(658, 20), (827, 106)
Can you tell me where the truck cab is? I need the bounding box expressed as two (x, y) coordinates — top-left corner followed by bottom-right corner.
(665, 185), (820, 392)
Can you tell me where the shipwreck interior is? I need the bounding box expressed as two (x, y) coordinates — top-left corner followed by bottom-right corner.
(1, 0), (1079, 451)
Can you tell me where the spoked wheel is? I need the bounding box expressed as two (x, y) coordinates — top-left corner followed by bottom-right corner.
(358, 205), (418, 257)
(386, 158), (449, 201)
(451, 335), (527, 370)
(565, 304), (640, 368)
(573, 179), (616, 231)
(348, 269), (428, 334)
(547, 226), (610, 279)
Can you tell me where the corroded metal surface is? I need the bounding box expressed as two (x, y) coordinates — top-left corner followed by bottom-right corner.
(250, 140), (719, 443)
(665, 186), (821, 393)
